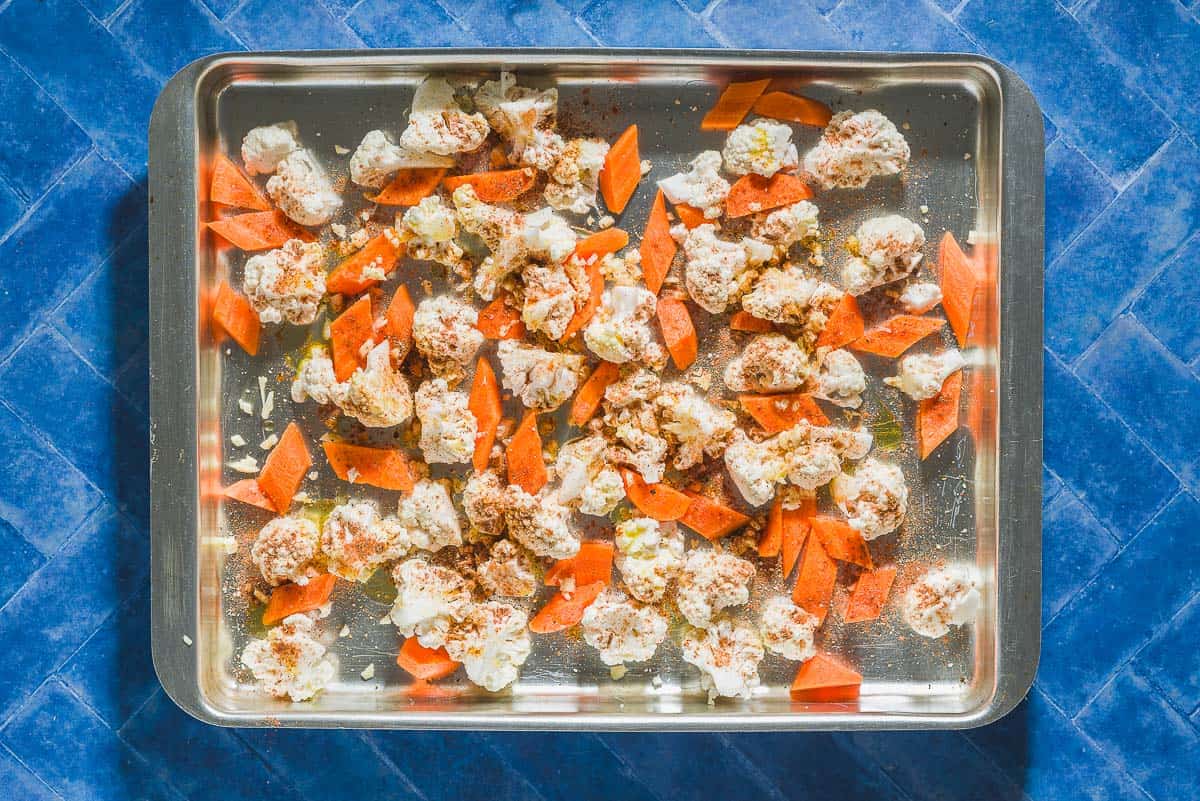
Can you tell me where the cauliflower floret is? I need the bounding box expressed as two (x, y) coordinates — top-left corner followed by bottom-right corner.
(655, 383), (737, 470)
(803, 109), (910, 190)
(291, 344), (339, 405)
(241, 613), (335, 702)
(676, 549), (756, 628)
(242, 239), (326, 325)
(604, 368), (661, 409)
(884, 349), (965, 400)
(724, 422), (873, 506)
(555, 434), (625, 517)
(682, 224), (750, 313)
(521, 207), (578, 264)
(657, 151), (730, 219)
(474, 72), (562, 170)
(545, 137), (610, 213)
(521, 260), (587, 340)
(412, 296), (484, 383)
(723, 333), (813, 393)
(348, 129), (454, 188)
(608, 410), (669, 484)
(614, 517), (685, 603)
(842, 215), (926, 295)
(741, 267), (842, 334)
(831, 458), (908, 540)
(250, 516), (321, 587)
(452, 185), (525, 299)
(241, 121), (300, 176)
(321, 500), (410, 582)
(266, 149), (342, 226)
(414, 378), (477, 465)
(389, 557), (472, 647)
(497, 340), (585, 411)
(681, 618), (764, 700)
(759, 596), (819, 661)
(476, 539), (537, 598)
(398, 77), (489, 156)
(442, 601), (532, 692)
(502, 484), (579, 560)
(399, 195), (465, 268)
(339, 340), (414, 427)
(600, 250), (643, 287)
(722, 119), (798, 177)
(584, 285), (658, 364)
(751, 201), (821, 257)
(462, 470), (509, 539)
(813, 349), (866, 409)
(398, 479), (463, 552)
(903, 564), (982, 638)
(580, 588), (669, 666)
(899, 281), (943, 314)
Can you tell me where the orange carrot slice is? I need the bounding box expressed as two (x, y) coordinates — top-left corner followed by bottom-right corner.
(917, 370), (962, 459)
(673, 203), (707, 229)
(844, 565), (898, 624)
(574, 228), (629, 263)
(568, 361), (620, 427)
(939, 231), (982, 348)
(739, 392), (829, 432)
(368, 168), (447, 205)
(329, 295), (375, 382)
(545, 542), (615, 588)
(211, 280), (261, 356)
(780, 498), (815, 579)
(679, 492), (750, 540)
(790, 653), (862, 702)
(396, 638), (460, 681)
(792, 535), (837, 623)
(207, 210), (314, 251)
(815, 293), (865, 351)
(730, 310), (775, 333)
(263, 574), (336, 626)
(223, 478), (275, 512)
(385, 285), (416, 349)
(701, 78), (771, 130)
(850, 315), (946, 358)
(640, 190), (676, 295)
(529, 581), (606, 634)
(326, 230), (405, 296)
(469, 358), (502, 473)
(809, 516), (874, 569)
(725, 173), (813, 218)
(508, 411), (547, 495)
(476, 294), (527, 340)
(599, 124), (640, 214)
(752, 91), (833, 127)
(656, 296), (697, 370)
(759, 498), (784, 558)
(210, 153), (269, 210)
(618, 467), (693, 522)
(442, 168), (536, 202)
(559, 255), (604, 342)
(322, 440), (415, 492)
(257, 422), (312, 514)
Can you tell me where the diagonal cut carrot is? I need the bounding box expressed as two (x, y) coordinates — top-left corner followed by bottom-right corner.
(599, 124), (640, 214)
(368, 168), (447, 205)
(850, 315), (946, 358)
(574, 228), (629, 263)
(212, 280), (261, 356)
(939, 231), (982, 348)
(263, 574), (336, 626)
(326, 230), (405, 296)
(529, 581), (606, 634)
(396, 638), (459, 680)
(844, 565), (897, 624)
(640, 190), (676, 295)
(672, 203), (707, 230)
(508, 411), (547, 495)
(545, 542), (614, 588)
(223, 478), (275, 512)
(781, 495), (816, 579)
(730, 310), (775, 333)
(568, 361), (620, 427)
(329, 295), (375, 382)
(701, 78), (771, 130)
(257, 421), (311, 514)
(679, 491), (750, 540)
(815, 293), (864, 351)
(725, 173), (813, 218)
(442, 168), (536, 202)
(917, 369), (963, 460)
(385, 285), (416, 351)
(210, 153), (270, 210)
(322, 440), (415, 491)
(559, 256), (604, 342)
(739, 392), (829, 432)
(752, 91), (833, 128)
(809, 516), (874, 569)
(656, 296), (697, 370)
(792, 535), (837, 623)
(477, 294), (527, 340)
(790, 653), (862, 702)
(469, 358), (502, 473)
(207, 210), (314, 251)
(619, 467), (692, 522)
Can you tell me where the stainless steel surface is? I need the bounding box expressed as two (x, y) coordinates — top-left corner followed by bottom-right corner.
(150, 49), (1043, 730)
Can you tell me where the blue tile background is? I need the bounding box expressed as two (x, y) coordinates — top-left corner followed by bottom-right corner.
(0, 0), (1195, 798)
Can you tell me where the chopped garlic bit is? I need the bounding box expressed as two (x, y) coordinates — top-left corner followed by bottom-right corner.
(238, 397), (254, 415)
(261, 390), (275, 420)
(230, 434), (246, 447)
(259, 434), (279, 450)
(334, 144), (350, 155)
(361, 663), (376, 680)
(339, 625), (351, 638)
(182, 635), (193, 646)
(308, 471), (319, 481)
(610, 664), (628, 680)
(227, 455), (260, 473)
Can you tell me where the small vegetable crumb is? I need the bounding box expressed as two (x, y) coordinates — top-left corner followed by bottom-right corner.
(238, 397), (254, 415)
(331, 222), (347, 238)
(182, 635), (193, 646)
(966, 229), (978, 245)
(334, 144), (350, 155)
(308, 471), (319, 480)
(640, 159), (652, 175)
(230, 434), (246, 447)
(227, 455), (259, 473)
(651, 675), (663, 688)
(963, 153), (972, 160)
(361, 663), (376, 680)
(919, 204), (929, 215)
(598, 215), (615, 228)
(347, 466), (360, 483)
(261, 390), (275, 420)
(339, 625), (350, 638)
(610, 665), (628, 680)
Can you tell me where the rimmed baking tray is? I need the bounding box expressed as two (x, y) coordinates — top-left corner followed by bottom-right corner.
(149, 49), (1043, 730)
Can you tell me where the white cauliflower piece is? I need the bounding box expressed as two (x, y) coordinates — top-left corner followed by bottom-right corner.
(903, 564), (982, 638)
(521, 207), (578, 264)
(681, 618), (764, 700)
(675, 549), (756, 628)
(751, 200), (821, 257)
(831, 457), (908, 540)
(545, 137), (610, 213)
(584, 285), (658, 364)
(759, 596), (819, 661)
(614, 517), (685, 604)
(884, 349), (965, 400)
(398, 77), (489, 156)
(657, 151), (730, 219)
(442, 601), (532, 692)
(842, 215), (926, 295)
(241, 121), (300, 176)
(899, 281), (943, 314)
(241, 614), (335, 702)
(412, 296), (485, 383)
(389, 557), (472, 647)
(724, 422), (873, 506)
(722, 119), (798, 177)
(473, 72), (562, 169)
(741, 266), (842, 329)
(399, 195), (465, 268)
(414, 378), (478, 465)
(266, 149), (342, 226)
(497, 340), (585, 411)
(609, 410), (669, 484)
(476, 539), (537, 598)
(339, 340), (414, 427)
(462, 470), (509, 539)
(398, 479), (463, 552)
(521, 260), (586, 340)
(803, 109), (910, 190)
(813, 349), (867, 409)
(682, 224), (750, 313)
(250, 516), (321, 587)
(291, 344), (339, 405)
(555, 434), (625, 517)
(603, 368), (661, 409)
(321, 500), (411, 582)
(580, 588), (669, 666)
(348, 129), (454, 188)
(452, 184), (526, 299)
(502, 484), (579, 560)
(242, 239), (326, 325)
(654, 383), (737, 470)
(723, 333), (813, 393)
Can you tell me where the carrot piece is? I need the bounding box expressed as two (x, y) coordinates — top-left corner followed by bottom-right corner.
(850, 315), (946, 358)
(207, 210), (314, 251)
(568, 361), (620, 427)
(781, 495), (816, 578)
(656, 296), (698, 370)
(329, 295), (375, 382)
(508, 411), (547, 495)
(442, 168), (536, 202)
(939, 231), (982, 348)
(599, 124), (640, 214)
(322, 440), (415, 492)
(844, 565), (898, 624)
(476, 294), (527, 340)
(810, 516), (874, 569)
(210, 153), (270, 210)
(701, 78), (771, 130)
(385, 285), (416, 349)
(574, 227), (629, 262)
(326, 230), (405, 296)
(559, 255), (604, 342)
(640, 190), (677, 295)
(752, 91), (833, 128)
(815, 293), (865, 351)
(469, 358), (502, 473)
(618, 467), (693, 522)
(368, 167), (447, 205)
(263, 574), (336, 626)
(917, 370), (963, 459)
(223, 478), (275, 512)
(257, 421), (312, 514)
(673, 203), (707, 230)
(725, 172), (813, 218)
(730, 310), (775, 333)
(759, 499), (784, 558)
(679, 492), (750, 540)
(792, 535), (837, 623)
(545, 542), (615, 588)
(211, 280), (261, 356)
(529, 581), (606, 634)
(396, 638), (460, 681)
(739, 392), (829, 432)
(790, 653), (862, 702)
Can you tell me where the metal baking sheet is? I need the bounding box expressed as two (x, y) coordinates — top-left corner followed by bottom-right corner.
(149, 49), (1043, 730)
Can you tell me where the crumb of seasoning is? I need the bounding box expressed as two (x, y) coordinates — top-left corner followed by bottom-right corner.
(339, 625), (350, 638)
(361, 663), (376, 680)
(902, 121), (911, 130)
(919, 204), (929, 215)
(182, 635), (193, 646)
(238, 396), (254, 415)
(308, 470), (319, 480)
(963, 153), (972, 160)
(610, 665), (628, 680)
(334, 144), (350, 155)
(230, 434), (246, 447)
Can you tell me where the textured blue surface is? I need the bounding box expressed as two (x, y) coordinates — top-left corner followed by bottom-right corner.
(0, 0), (1196, 798)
